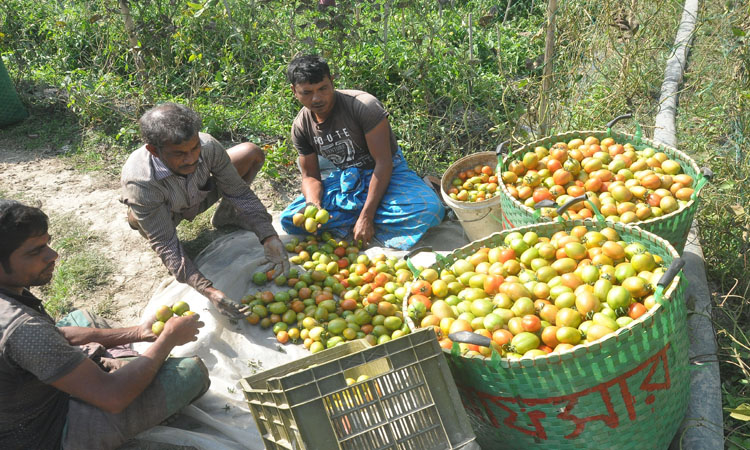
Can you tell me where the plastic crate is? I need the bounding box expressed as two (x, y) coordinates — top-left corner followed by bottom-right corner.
(240, 328), (477, 450)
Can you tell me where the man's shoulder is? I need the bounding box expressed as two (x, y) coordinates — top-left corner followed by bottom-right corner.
(337, 89), (379, 104)
(336, 90), (385, 118)
(198, 132), (222, 154)
(292, 107), (310, 127)
(121, 145), (154, 183)
(0, 293), (41, 336)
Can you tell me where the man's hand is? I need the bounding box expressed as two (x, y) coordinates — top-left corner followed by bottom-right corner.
(160, 314), (204, 346)
(353, 215), (376, 247)
(204, 286), (251, 320)
(262, 235), (290, 277)
(138, 315), (158, 342)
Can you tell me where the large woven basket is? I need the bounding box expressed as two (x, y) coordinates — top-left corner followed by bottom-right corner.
(0, 59), (28, 127)
(497, 129), (707, 254)
(404, 220), (689, 449)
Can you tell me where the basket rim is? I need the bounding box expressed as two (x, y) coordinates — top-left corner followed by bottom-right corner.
(403, 219), (683, 368)
(497, 130), (702, 228)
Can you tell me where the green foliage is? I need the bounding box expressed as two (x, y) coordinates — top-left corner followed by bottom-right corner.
(0, 0), (545, 176)
(3, 0), (749, 442)
(38, 213), (113, 321)
(680, 1), (750, 442)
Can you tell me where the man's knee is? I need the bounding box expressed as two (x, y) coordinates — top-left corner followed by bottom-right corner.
(167, 356), (210, 406)
(126, 208), (148, 239)
(228, 142), (265, 181)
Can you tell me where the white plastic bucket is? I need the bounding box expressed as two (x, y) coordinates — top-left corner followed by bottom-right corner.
(440, 151), (504, 241)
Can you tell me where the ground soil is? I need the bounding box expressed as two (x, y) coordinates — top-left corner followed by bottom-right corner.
(0, 144), (297, 327)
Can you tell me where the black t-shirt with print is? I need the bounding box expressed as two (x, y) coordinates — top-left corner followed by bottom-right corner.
(291, 90), (398, 170)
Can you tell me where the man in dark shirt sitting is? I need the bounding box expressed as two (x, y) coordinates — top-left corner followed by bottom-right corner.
(0, 199), (209, 450)
(280, 55), (444, 249)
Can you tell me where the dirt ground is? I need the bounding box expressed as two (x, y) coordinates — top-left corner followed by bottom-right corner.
(0, 145), (295, 327)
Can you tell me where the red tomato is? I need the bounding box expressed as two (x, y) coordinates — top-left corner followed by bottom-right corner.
(628, 302), (648, 320)
(483, 275), (504, 295)
(521, 314), (541, 333)
(411, 280), (432, 297)
(498, 248), (516, 263)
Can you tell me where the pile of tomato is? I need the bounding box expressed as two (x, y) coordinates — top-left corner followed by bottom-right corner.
(501, 136), (694, 223)
(446, 164), (500, 203)
(406, 225), (671, 359)
(242, 233), (419, 353)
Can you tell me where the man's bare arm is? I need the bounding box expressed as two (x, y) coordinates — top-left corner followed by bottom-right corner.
(299, 152), (324, 207)
(354, 118), (394, 244)
(51, 315), (202, 414)
(58, 324), (154, 347)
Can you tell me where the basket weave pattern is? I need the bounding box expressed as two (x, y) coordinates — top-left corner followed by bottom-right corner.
(408, 220), (689, 449)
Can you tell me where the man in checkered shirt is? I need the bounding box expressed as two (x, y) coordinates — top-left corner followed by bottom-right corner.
(121, 103), (289, 318)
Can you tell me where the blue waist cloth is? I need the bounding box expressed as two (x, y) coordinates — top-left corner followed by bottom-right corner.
(281, 149), (444, 250)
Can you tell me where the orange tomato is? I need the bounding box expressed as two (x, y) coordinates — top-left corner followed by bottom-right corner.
(492, 329), (514, 346)
(567, 185), (586, 197)
(553, 169), (573, 186)
(439, 338), (454, 349)
(533, 188), (554, 203)
(547, 158), (563, 172)
(449, 319), (473, 335)
(541, 325), (560, 348)
(409, 294), (432, 310)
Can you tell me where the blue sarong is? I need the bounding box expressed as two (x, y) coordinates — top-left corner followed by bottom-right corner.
(281, 149), (445, 250)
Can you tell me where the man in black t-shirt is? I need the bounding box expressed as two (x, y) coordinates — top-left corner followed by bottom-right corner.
(280, 55), (444, 249)
(0, 200), (209, 450)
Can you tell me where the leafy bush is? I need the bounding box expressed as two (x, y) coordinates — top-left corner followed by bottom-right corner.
(1, 0), (545, 175)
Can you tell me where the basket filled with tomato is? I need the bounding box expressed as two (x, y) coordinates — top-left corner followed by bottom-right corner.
(496, 114), (711, 254)
(401, 214), (689, 449)
(440, 149), (505, 241)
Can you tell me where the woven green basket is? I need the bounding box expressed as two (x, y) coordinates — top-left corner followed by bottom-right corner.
(0, 59), (28, 127)
(405, 221), (689, 449)
(498, 130), (708, 254)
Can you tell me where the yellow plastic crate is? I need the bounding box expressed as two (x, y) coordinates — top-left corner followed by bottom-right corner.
(240, 328), (478, 450)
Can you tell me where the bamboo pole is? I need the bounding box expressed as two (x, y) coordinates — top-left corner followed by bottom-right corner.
(538, 0), (557, 136)
(468, 12), (473, 96)
(118, 0), (146, 83)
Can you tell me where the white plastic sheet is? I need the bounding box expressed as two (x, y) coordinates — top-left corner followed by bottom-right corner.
(132, 216), (470, 448)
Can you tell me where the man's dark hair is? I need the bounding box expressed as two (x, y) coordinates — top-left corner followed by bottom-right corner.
(0, 200), (49, 273)
(139, 102), (202, 150)
(286, 54), (331, 86)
